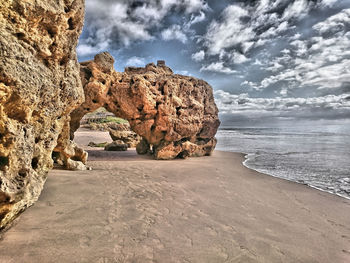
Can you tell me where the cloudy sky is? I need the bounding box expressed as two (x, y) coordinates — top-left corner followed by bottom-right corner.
(77, 0), (350, 125)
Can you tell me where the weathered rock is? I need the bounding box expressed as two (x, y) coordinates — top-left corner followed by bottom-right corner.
(54, 140), (88, 170)
(109, 123), (141, 148)
(0, 0), (84, 229)
(104, 141), (128, 151)
(136, 139), (151, 155)
(69, 53), (220, 160)
(108, 122), (131, 131)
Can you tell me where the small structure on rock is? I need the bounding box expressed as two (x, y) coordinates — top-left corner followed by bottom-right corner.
(157, 60), (166, 66)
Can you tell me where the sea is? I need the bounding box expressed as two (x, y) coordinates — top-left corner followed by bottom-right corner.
(215, 119), (350, 199)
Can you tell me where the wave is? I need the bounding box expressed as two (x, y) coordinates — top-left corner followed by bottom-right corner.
(241, 152), (350, 200)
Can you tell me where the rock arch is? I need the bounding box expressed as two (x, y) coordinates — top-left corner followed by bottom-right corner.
(0, 0), (219, 229)
(57, 52), (220, 168)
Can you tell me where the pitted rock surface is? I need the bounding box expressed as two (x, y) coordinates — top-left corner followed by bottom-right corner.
(0, 0), (84, 229)
(69, 52), (220, 160)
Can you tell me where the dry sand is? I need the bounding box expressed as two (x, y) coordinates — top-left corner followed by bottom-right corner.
(0, 130), (349, 263)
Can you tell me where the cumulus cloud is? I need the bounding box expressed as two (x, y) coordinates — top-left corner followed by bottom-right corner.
(253, 8), (350, 91)
(78, 0), (208, 56)
(125, 56), (146, 67)
(188, 11), (206, 26)
(313, 8), (350, 34)
(319, 0), (340, 7)
(215, 90), (350, 119)
(200, 62), (237, 74)
(231, 52), (250, 64)
(195, 0), (321, 73)
(191, 50), (205, 62)
(282, 0), (309, 21)
(161, 25), (188, 43)
(78, 0), (350, 123)
(203, 0), (315, 57)
(204, 5), (253, 56)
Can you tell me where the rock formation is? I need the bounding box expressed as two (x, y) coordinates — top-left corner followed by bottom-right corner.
(69, 53), (220, 160)
(104, 141), (128, 151)
(0, 0), (84, 229)
(0, 0), (220, 230)
(109, 123), (141, 148)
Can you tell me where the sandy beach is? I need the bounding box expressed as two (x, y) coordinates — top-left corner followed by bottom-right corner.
(0, 130), (349, 263)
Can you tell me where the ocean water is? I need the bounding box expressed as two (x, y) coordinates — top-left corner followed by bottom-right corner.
(215, 120), (350, 199)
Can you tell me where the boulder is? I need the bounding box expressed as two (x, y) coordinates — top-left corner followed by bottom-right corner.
(69, 52), (220, 160)
(109, 123), (141, 148)
(104, 141), (128, 151)
(136, 139), (151, 155)
(0, 0), (84, 228)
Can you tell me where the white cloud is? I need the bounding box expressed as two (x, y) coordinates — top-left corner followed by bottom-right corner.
(161, 25), (188, 43)
(204, 5), (253, 56)
(200, 62), (236, 74)
(214, 90), (350, 116)
(282, 0), (310, 21)
(80, 0), (209, 55)
(80, 2), (153, 55)
(319, 0), (339, 8)
(231, 52), (250, 64)
(176, 70), (190, 75)
(191, 50), (205, 62)
(188, 11), (206, 26)
(266, 61), (284, 72)
(201, 1), (315, 73)
(125, 56), (146, 67)
(183, 0), (209, 13)
(254, 8), (350, 92)
(242, 41), (255, 53)
(241, 80), (260, 91)
(253, 59), (264, 66)
(77, 41), (109, 57)
(313, 8), (350, 34)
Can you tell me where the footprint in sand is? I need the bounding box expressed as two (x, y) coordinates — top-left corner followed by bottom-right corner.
(79, 236), (91, 248)
(205, 226), (218, 236)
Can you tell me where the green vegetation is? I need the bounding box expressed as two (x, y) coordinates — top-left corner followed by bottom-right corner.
(94, 116), (128, 124)
(88, 142), (108, 147)
(84, 107), (128, 124)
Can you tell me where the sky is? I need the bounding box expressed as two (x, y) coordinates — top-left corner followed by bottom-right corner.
(77, 0), (350, 126)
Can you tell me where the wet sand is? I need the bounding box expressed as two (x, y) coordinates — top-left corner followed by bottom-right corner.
(0, 130), (349, 263)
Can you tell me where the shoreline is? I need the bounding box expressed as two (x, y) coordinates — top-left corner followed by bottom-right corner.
(0, 149), (349, 262)
(216, 126), (350, 201)
(1, 129), (349, 262)
(238, 152), (350, 201)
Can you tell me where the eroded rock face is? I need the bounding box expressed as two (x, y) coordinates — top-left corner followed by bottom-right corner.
(0, 0), (84, 229)
(69, 52), (220, 160)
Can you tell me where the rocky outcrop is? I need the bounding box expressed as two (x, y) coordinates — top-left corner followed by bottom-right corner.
(0, 0), (84, 229)
(69, 52), (220, 160)
(104, 141), (128, 151)
(109, 123), (141, 148)
(0, 1), (220, 230)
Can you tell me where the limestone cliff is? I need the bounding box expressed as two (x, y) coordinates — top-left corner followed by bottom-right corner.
(0, 0), (84, 229)
(68, 52), (220, 160)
